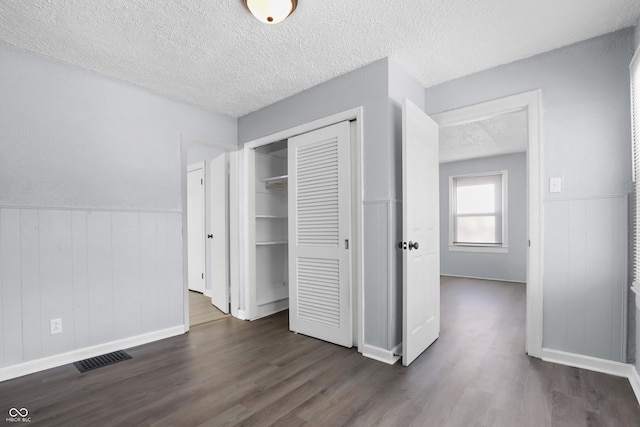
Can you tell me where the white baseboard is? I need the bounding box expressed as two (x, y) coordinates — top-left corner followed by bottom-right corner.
(362, 343), (401, 365)
(0, 326), (184, 382)
(540, 348), (630, 378)
(629, 366), (640, 405)
(236, 309), (247, 320)
(541, 348), (640, 406)
(203, 289), (212, 298)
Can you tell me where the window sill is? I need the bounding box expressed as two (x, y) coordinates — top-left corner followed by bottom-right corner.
(448, 245), (508, 254)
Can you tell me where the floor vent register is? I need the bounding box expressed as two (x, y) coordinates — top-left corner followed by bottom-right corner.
(73, 350), (132, 373)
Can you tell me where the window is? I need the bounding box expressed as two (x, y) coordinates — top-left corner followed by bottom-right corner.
(631, 48), (640, 298)
(449, 171), (507, 253)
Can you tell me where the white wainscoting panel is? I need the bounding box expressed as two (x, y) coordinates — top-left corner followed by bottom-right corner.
(21, 209), (41, 361)
(1, 209), (23, 366)
(0, 207), (184, 370)
(363, 200), (403, 351)
(543, 195), (627, 362)
(363, 201), (389, 349)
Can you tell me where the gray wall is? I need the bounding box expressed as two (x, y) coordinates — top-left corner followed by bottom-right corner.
(439, 153), (527, 283)
(426, 29), (634, 362)
(239, 58), (395, 350)
(239, 59), (390, 201)
(239, 58), (426, 351)
(0, 42), (237, 369)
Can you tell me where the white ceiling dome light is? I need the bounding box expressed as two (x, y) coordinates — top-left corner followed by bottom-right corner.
(244, 0), (298, 24)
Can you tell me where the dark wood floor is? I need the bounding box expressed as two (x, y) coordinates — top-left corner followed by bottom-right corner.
(1, 277), (639, 426)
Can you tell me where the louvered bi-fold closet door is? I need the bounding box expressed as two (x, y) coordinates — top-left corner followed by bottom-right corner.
(288, 121), (352, 347)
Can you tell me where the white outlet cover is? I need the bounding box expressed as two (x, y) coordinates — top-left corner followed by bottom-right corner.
(50, 318), (62, 335)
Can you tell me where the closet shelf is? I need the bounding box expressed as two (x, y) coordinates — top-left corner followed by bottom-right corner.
(256, 240), (288, 246)
(261, 175), (288, 190)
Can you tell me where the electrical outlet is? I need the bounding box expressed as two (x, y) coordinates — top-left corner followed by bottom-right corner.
(50, 318), (62, 335)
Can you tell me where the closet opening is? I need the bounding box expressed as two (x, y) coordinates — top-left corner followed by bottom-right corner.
(251, 139), (290, 319)
(180, 137), (238, 332)
(242, 108), (364, 351)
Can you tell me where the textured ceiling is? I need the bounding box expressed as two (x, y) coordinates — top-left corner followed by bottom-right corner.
(440, 110), (528, 163)
(0, 1), (639, 118)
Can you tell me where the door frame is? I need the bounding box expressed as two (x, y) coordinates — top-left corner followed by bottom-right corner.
(243, 107), (364, 352)
(180, 134), (239, 333)
(431, 90), (544, 358)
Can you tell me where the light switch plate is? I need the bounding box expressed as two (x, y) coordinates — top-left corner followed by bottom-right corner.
(549, 177), (562, 193)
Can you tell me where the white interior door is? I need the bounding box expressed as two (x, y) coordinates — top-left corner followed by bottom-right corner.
(402, 98), (440, 366)
(187, 163), (205, 293)
(288, 121), (352, 347)
(210, 153), (229, 313)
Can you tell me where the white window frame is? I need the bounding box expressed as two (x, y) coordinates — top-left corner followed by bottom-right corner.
(630, 46), (640, 306)
(448, 170), (508, 253)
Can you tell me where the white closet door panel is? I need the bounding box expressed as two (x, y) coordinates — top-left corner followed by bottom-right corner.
(288, 121), (352, 347)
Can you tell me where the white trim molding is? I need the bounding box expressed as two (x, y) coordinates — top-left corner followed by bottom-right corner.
(631, 282), (640, 310)
(432, 89), (544, 359)
(242, 107), (364, 354)
(541, 348), (630, 377)
(448, 169), (508, 251)
(630, 366), (640, 405)
(541, 348), (640, 405)
(362, 343), (401, 365)
(180, 134), (242, 333)
(0, 326), (184, 383)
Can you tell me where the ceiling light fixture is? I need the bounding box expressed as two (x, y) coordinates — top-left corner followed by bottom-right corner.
(244, 0), (297, 24)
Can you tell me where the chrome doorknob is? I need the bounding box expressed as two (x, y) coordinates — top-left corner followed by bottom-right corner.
(408, 241), (419, 250)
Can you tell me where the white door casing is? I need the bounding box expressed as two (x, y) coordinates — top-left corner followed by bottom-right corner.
(402, 98), (440, 366)
(187, 163), (206, 293)
(430, 90), (543, 358)
(288, 121), (352, 347)
(210, 153), (229, 313)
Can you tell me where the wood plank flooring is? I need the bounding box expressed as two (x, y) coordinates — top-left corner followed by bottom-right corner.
(189, 290), (229, 327)
(1, 277), (639, 426)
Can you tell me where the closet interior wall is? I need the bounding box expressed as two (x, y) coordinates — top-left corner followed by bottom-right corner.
(252, 141), (289, 319)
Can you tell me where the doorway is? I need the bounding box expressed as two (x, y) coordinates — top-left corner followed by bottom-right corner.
(181, 138), (239, 331)
(432, 90), (543, 357)
(242, 108), (364, 351)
